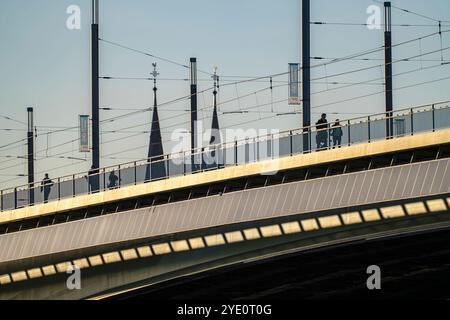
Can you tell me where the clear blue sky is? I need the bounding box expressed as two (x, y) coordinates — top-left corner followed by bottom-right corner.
(0, 0), (449, 190)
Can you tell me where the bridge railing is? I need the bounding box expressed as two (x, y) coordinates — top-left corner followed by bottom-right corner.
(1, 101), (449, 212)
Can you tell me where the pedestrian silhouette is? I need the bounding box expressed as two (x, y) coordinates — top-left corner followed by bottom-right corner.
(107, 170), (119, 189)
(331, 119), (343, 148)
(40, 173), (54, 203)
(316, 113), (329, 149)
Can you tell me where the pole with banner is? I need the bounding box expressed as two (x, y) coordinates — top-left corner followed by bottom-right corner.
(79, 115), (90, 153)
(288, 63), (301, 105)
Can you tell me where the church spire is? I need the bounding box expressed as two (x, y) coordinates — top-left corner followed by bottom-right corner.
(146, 63), (166, 181)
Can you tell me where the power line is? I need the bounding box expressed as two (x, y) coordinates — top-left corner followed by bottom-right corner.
(11, 45), (447, 165)
(0, 161), (89, 188)
(312, 56), (450, 63)
(0, 138), (27, 150)
(0, 90), (213, 168)
(101, 61), (450, 145)
(3, 30), (450, 185)
(313, 62), (449, 96)
(2, 44), (448, 171)
(372, 0), (450, 23)
(99, 38), (213, 76)
(100, 76), (189, 82)
(0, 89), (216, 167)
(311, 21), (450, 28)
(312, 74), (450, 111)
(96, 31), (450, 129)
(311, 44), (450, 82)
(0, 114), (27, 126)
(100, 75), (289, 84)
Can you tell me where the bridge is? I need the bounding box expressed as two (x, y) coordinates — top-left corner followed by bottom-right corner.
(0, 101), (449, 299)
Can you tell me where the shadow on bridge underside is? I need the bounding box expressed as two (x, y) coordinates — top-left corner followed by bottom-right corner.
(1, 158), (449, 266)
(109, 225), (450, 300)
(1, 138), (450, 299)
(0, 190), (449, 300)
(2, 129), (450, 226)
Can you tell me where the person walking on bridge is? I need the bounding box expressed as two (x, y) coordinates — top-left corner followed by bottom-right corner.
(107, 170), (120, 190)
(40, 173), (54, 203)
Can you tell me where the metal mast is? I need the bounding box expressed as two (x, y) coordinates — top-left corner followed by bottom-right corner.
(190, 58), (198, 170)
(302, 0), (311, 151)
(27, 107), (34, 204)
(91, 0), (100, 169)
(384, 2), (393, 138)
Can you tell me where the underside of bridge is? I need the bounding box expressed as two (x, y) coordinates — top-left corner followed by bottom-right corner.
(0, 131), (450, 300)
(109, 226), (450, 300)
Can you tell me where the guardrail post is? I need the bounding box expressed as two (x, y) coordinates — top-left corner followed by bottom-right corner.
(290, 131), (293, 156)
(327, 125), (331, 150)
(14, 187), (17, 209)
(103, 169), (106, 191)
(432, 104), (436, 131)
(253, 137), (257, 163)
(234, 141), (238, 165)
(368, 117), (371, 143)
(118, 165), (121, 188)
(309, 130), (312, 153)
(272, 134), (275, 159)
(0, 190), (3, 211)
(347, 120), (351, 146)
(256, 139), (259, 162)
(244, 139), (249, 163)
(167, 156), (170, 177)
(58, 178), (61, 201)
(134, 162), (137, 185)
(72, 175), (75, 197)
(410, 108), (414, 135)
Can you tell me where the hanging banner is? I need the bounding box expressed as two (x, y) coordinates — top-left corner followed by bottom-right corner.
(288, 63), (301, 105)
(79, 115), (90, 153)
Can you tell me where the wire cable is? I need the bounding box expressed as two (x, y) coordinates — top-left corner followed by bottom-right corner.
(99, 38), (213, 76)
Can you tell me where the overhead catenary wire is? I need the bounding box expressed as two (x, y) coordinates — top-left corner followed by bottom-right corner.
(311, 44), (450, 82)
(97, 60), (450, 148)
(312, 61), (450, 97)
(1, 47), (448, 172)
(3, 75), (450, 187)
(0, 89), (214, 169)
(99, 38), (214, 76)
(3, 44), (448, 172)
(0, 114), (28, 126)
(97, 31), (450, 129)
(312, 74), (450, 111)
(311, 56), (450, 63)
(371, 0), (450, 23)
(2, 2), (450, 190)
(3, 25), (450, 188)
(0, 137), (27, 150)
(311, 21), (450, 28)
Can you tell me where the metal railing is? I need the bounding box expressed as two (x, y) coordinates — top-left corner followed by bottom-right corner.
(1, 101), (449, 212)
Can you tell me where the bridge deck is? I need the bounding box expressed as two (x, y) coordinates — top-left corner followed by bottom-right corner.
(1, 129), (449, 225)
(1, 157), (449, 267)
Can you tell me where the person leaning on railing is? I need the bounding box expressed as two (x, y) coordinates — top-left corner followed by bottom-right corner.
(316, 113), (328, 149)
(331, 119), (343, 148)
